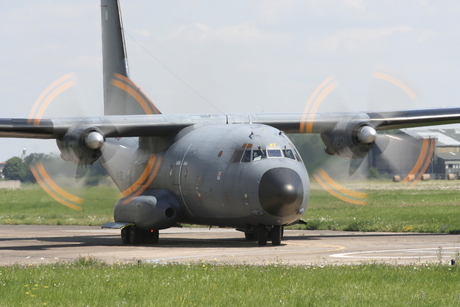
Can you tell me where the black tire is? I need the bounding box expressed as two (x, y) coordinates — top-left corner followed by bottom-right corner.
(121, 227), (131, 245)
(146, 229), (159, 244)
(129, 227), (145, 245)
(257, 225), (267, 246)
(271, 225), (282, 246)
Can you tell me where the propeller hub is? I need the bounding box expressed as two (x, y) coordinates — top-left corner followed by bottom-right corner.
(357, 126), (377, 144)
(84, 131), (105, 150)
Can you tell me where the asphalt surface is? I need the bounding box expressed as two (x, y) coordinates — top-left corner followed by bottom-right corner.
(1, 225), (460, 266)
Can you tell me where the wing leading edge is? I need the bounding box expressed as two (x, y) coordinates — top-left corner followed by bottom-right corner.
(1, 107), (460, 140)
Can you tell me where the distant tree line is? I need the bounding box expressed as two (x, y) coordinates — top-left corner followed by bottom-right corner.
(289, 134), (329, 172)
(290, 134), (391, 179)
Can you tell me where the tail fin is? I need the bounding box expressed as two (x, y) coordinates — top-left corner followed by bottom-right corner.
(101, 0), (160, 115)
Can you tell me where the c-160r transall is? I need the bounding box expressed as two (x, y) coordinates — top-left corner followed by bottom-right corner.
(2, 0), (460, 246)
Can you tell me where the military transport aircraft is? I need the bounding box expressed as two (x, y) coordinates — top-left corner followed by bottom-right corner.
(2, 0), (460, 246)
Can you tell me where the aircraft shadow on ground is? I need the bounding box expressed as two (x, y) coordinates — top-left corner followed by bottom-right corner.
(0, 234), (276, 250)
(0, 230), (454, 252)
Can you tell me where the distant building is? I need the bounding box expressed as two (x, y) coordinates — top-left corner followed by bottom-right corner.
(370, 127), (460, 180)
(406, 128), (460, 179)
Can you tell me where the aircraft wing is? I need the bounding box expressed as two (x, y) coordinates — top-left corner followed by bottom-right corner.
(1, 107), (460, 139)
(247, 107), (460, 134)
(0, 115), (196, 139)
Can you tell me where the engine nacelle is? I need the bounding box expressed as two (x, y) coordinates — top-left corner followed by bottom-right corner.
(113, 189), (181, 230)
(321, 121), (377, 159)
(56, 126), (105, 166)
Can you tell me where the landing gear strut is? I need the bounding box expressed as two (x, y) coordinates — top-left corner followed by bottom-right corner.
(121, 226), (159, 245)
(244, 229), (257, 241)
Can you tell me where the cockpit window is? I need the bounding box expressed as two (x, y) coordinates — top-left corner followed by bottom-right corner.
(231, 147), (301, 163)
(241, 150), (251, 163)
(267, 149), (283, 158)
(252, 149), (266, 161)
(294, 149), (302, 162)
(283, 149), (296, 160)
(230, 150), (244, 163)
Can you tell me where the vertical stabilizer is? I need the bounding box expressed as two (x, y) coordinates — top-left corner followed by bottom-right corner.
(101, 0), (160, 115)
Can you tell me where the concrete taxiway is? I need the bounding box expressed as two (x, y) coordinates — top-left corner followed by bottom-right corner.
(1, 225), (460, 266)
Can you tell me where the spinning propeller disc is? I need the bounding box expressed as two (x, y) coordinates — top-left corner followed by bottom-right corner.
(28, 73), (162, 210)
(301, 69), (431, 205)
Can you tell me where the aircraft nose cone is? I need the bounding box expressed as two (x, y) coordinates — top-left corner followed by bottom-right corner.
(259, 168), (304, 217)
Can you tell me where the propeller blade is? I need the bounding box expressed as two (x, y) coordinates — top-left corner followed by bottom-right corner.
(374, 134), (390, 156)
(349, 155), (366, 176)
(76, 166), (89, 182)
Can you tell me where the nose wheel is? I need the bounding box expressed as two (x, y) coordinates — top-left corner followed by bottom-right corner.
(270, 225), (283, 246)
(254, 225), (283, 246)
(258, 225), (268, 246)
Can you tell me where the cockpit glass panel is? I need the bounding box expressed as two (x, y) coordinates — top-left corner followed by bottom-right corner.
(267, 149), (283, 158)
(283, 149), (296, 160)
(241, 150), (252, 163)
(230, 150), (244, 163)
(252, 149), (266, 161)
(293, 149), (302, 162)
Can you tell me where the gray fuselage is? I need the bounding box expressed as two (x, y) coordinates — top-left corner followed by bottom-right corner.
(100, 123), (309, 229)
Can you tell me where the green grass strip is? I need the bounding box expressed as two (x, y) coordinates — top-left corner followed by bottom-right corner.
(1, 258), (460, 306)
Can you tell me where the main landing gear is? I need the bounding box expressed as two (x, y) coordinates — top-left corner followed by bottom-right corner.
(121, 226), (159, 245)
(245, 225), (284, 246)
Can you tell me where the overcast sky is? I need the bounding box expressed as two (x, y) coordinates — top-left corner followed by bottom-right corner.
(1, 0), (460, 162)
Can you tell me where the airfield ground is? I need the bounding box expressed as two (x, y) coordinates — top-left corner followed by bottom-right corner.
(1, 225), (460, 266)
(1, 180), (460, 266)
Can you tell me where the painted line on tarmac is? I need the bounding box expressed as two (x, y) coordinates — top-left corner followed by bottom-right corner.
(146, 243), (345, 263)
(331, 246), (460, 259)
(285, 242), (345, 250)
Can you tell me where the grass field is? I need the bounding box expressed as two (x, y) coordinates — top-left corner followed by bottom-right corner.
(0, 181), (459, 234)
(302, 180), (460, 233)
(1, 258), (460, 307)
(0, 184), (118, 226)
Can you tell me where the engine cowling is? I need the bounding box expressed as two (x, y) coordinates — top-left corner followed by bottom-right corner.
(56, 126), (105, 166)
(321, 121), (377, 159)
(113, 189), (181, 230)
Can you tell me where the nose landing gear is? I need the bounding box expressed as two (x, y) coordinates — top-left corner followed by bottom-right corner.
(245, 225), (284, 246)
